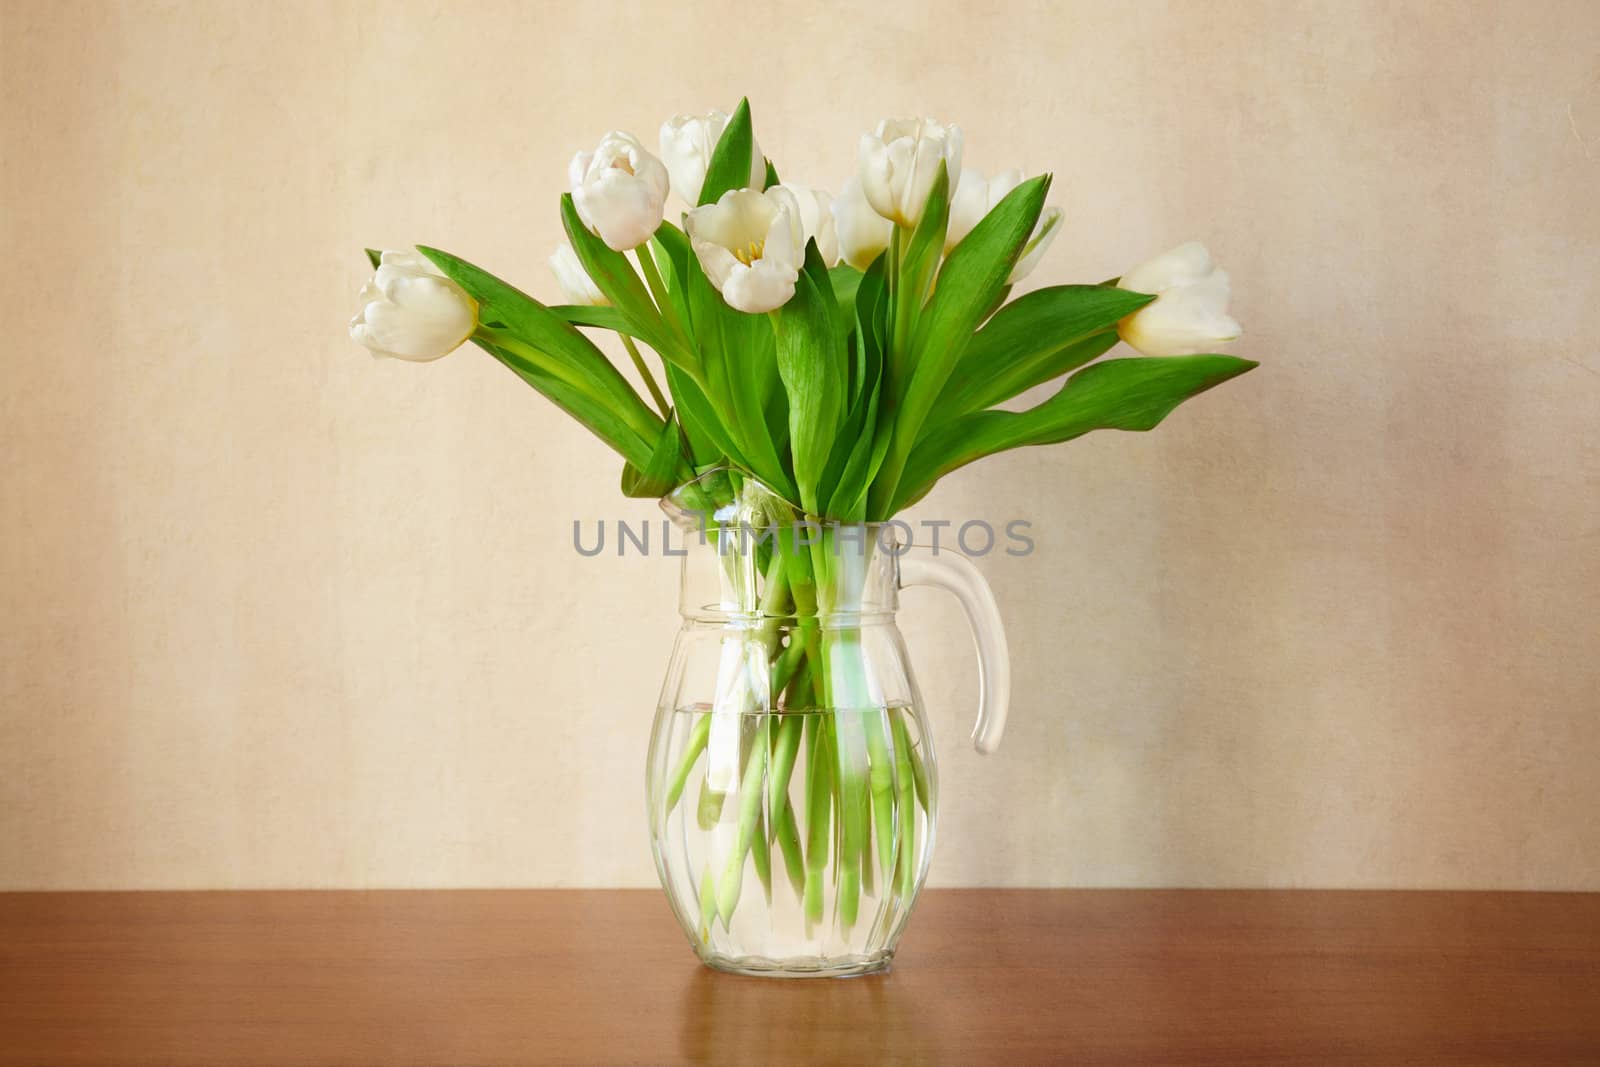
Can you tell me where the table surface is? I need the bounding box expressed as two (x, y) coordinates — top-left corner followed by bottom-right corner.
(1, 889), (1596, 1066)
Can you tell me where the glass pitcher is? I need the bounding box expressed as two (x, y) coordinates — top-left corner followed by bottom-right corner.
(646, 475), (1010, 977)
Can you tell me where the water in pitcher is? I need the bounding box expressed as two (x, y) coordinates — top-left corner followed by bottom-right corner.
(650, 701), (932, 975)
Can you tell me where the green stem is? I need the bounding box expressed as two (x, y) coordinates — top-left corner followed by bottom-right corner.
(864, 705), (896, 886)
(767, 670), (810, 896)
(619, 334), (671, 420)
(893, 712), (917, 899)
(708, 538), (804, 927)
(716, 715), (772, 925)
(751, 799), (772, 901)
(903, 706), (932, 812)
(698, 866), (717, 944)
(774, 797), (806, 897)
(635, 246), (691, 357)
(888, 224), (917, 378)
(756, 550), (792, 641)
(665, 713), (711, 814)
(767, 710), (806, 814)
(695, 776), (725, 832)
(809, 528), (880, 929)
(868, 225), (924, 518)
(820, 649), (867, 928)
(768, 635), (807, 705)
(803, 712), (833, 927)
(860, 780), (876, 899)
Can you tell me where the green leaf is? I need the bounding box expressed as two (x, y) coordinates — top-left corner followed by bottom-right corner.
(682, 244), (793, 498)
(648, 221), (694, 330)
(364, 248), (382, 269)
(894, 354), (1259, 511)
(621, 413), (690, 498)
(892, 163), (949, 353)
(774, 243), (846, 514)
(548, 304), (631, 334)
(546, 299), (720, 466)
(825, 304), (890, 518)
(976, 283), (1012, 325)
(816, 257), (891, 518)
(763, 159), (780, 190)
(947, 330), (1118, 417)
(868, 175), (1050, 517)
(473, 335), (656, 469)
(856, 257), (889, 389)
(417, 247), (667, 470)
(699, 97), (754, 206)
(560, 195), (689, 368)
(828, 264), (865, 327)
(824, 374), (888, 521)
(929, 285), (1154, 421)
(904, 162), (951, 270)
(666, 363), (738, 467)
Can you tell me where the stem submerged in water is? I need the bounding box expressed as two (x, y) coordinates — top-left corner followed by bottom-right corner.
(892, 711), (917, 899)
(665, 518), (928, 952)
(665, 714), (711, 814)
(803, 712), (832, 929)
(717, 715), (772, 925)
(773, 797), (806, 896)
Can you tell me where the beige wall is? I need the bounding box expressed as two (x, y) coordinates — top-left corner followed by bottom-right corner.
(2, 0), (1597, 890)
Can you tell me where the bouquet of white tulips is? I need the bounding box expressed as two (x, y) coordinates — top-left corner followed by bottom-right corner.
(350, 100), (1255, 943)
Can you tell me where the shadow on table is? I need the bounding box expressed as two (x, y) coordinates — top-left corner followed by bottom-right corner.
(677, 963), (948, 1065)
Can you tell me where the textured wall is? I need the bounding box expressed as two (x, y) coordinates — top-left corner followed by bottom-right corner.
(2, 0), (1597, 889)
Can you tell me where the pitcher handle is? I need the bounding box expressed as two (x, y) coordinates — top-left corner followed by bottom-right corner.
(897, 549), (1011, 754)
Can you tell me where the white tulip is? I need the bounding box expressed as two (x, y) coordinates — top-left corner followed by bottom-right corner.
(568, 131), (670, 252)
(1117, 242), (1243, 356)
(946, 168), (1063, 283)
(659, 110), (766, 206)
(549, 243), (607, 306)
(685, 186), (804, 314)
(1009, 207), (1063, 284)
(777, 183), (839, 267)
(348, 250), (477, 362)
(946, 168), (1023, 252)
(834, 176), (893, 271)
(857, 117), (963, 227)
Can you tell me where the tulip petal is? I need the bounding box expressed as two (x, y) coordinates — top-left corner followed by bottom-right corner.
(549, 244), (608, 306)
(1120, 241), (1214, 294)
(835, 177), (892, 271)
(1008, 206), (1063, 284)
(690, 239), (743, 290)
(1116, 242), (1242, 356)
(569, 131), (669, 251)
(349, 250), (478, 362)
(722, 259), (799, 314)
(685, 185), (806, 312)
(856, 117), (963, 228)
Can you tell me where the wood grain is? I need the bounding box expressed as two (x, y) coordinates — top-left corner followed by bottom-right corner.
(0, 890), (1596, 1065)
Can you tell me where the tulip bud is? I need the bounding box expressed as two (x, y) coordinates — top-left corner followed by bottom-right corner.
(685, 186), (804, 314)
(1117, 242), (1243, 356)
(659, 111), (766, 206)
(947, 168), (1062, 283)
(947, 168), (1023, 253)
(1009, 207), (1063, 284)
(834, 177), (893, 271)
(776, 183), (839, 268)
(568, 131), (671, 252)
(349, 250), (478, 362)
(857, 117), (963, 227)
(549, 244), (608, 306)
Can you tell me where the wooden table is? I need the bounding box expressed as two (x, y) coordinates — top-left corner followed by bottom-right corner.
(1, 889), (1596, 1065)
